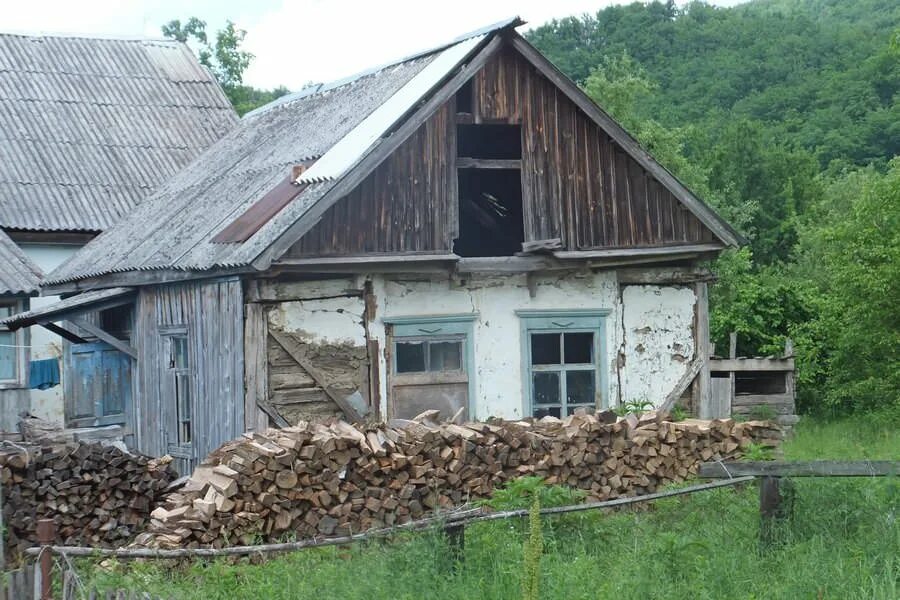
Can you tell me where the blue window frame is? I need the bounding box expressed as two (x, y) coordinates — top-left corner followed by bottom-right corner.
(517, 310), (610, 417)
(385, 314), (477, 420)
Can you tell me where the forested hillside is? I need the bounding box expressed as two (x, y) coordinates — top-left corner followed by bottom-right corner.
(529, 0), (899, 415)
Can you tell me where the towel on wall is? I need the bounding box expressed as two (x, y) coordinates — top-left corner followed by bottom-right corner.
(29, 358), (60, 390)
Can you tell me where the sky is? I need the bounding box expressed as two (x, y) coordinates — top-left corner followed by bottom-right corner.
(2, 0), (749, 91)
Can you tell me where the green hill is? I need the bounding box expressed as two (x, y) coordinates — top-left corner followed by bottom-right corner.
(528, 0), (899, 168)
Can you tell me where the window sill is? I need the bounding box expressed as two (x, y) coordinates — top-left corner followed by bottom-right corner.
(0, 382), (26, 391)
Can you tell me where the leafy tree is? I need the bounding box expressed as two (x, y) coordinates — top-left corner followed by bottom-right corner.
(791, 161), (900, 414)
(162, 18), (288, 115)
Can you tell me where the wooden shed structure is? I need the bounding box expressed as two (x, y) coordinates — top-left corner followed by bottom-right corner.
(4, 19), (744, 472)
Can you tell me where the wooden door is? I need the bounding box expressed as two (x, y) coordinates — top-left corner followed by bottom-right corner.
(158, 329), (194, 474)
(65, 342), (131, 427)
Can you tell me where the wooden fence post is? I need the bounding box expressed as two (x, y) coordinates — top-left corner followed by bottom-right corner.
(758, 477), (794, 551)
(445, 523), (465, 566)
(36, 518), (55, 600)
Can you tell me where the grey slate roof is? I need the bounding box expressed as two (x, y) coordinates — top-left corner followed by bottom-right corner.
(43, 17), (740, 289)
(0, 229), (41, 296)
(0, 33), (238, 232)
(44, 34), (470, 285)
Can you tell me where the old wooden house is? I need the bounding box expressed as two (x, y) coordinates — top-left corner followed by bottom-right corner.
(4, 19), (743, 472)
(0, 33), (237, 430)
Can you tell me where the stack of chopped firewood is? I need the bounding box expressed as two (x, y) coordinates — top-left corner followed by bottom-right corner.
(0, 442), (177, 560)
(139, 412), (780, 549)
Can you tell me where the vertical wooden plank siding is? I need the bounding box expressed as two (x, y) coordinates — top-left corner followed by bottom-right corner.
(288, 102), (456, 257)
(243, 302), (269, 431)
(133, 279), (244, 468)
(284, 46), (718, 258)
(472, 47), (717, 250)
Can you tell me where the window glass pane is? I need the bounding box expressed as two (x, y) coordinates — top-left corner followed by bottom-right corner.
(534, 406), (561, 419)
(564, 332), (594, 364)
(0, 306), (11, 318)
(533, 371), (560, 405)
(429, 341), (462, 372)
(396, 341), (426, 373)
(531, 333), (561, 365)
(566, 370), (595, 405)
(176, 375), (191, 444)
(0, 331), (15, 380)
(171, 336), (188, 369)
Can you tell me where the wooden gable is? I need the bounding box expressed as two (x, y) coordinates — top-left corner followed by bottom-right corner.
(286, 44), (721, 260)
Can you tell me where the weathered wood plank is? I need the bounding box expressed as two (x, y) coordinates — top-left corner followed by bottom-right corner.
(709, 358), (795, 372)
(269, 328), (364, 422)
(700, 461), (899, 478)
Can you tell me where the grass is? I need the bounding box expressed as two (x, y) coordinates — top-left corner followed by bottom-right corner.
(79, 415), (898, 599)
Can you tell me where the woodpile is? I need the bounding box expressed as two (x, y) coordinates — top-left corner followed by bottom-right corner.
(0, 441), (177, 560)
(140, 412), (781, 549)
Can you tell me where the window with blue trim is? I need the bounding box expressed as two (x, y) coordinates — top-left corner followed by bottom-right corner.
(386, 315), (476, 420)
(518, 311), (609, 417)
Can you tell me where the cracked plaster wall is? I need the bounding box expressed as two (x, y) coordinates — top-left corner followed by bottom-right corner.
(369, 271), (620, 420)
(621, 285), (696, 406)
(263, 274), (698, 421)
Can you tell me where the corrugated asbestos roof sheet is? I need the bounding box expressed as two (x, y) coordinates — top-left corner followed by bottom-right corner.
(45, 19), (521, 286)
(1, 286), (134, 327)
(0, 229), (41, 295)
(0, 33), (238, 232)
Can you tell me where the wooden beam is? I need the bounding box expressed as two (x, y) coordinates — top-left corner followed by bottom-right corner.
(456, 158), (522, 169)
(268, 328), (364, 422)
(252, 34), (507, 270)
(616, 267), (715, 285)
(555, 243), (725, 260)
(275, 254), (459, 267)
(699, 461), (900, 478)
(243, 302), (274, 430)
(69, 318), (138, 359)
(709, 358), (795, 372)
(520, 238), (562, 254)
(694, 281), (713, 417)
(658, 358), (702, 413)
(38, 321), (88, 344)
(43, 268), (251, 296)
(256, 397), (290, 429)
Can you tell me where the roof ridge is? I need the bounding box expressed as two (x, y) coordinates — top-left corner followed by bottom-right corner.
(243, 16), (524, 120)
(0, 31), (177, 43)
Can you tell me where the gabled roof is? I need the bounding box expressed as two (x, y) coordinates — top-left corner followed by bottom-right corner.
(0, 33), (238, 232)
(45, 18), (741, 290)
(0, 229), (41, 296)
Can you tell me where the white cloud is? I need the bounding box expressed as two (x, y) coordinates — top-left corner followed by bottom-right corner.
(242, 0), (630, 90)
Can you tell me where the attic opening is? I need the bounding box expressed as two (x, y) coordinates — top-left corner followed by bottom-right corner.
(457, 124), (522, 159)
(454, 123), (524, 257)
(455, 169), (524, 257)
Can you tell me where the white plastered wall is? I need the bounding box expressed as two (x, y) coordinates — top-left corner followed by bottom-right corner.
(19, 243), (83, 424)
(620, 284), (696, 406)
(263, 272), (698, 421)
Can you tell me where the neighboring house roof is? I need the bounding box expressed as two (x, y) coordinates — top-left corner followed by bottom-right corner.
(44, 18), (742, 289)
(0, 33), (238, 232)
(0, 229), (41, 296)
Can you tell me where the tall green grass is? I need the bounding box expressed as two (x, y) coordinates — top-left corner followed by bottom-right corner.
(81, 416), (898, 599)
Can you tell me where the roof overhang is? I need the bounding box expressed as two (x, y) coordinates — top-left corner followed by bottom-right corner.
(2, 287), (136, 331)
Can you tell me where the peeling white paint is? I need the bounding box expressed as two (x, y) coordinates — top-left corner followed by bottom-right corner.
(270, 296), (367, 346)
(621, 285), (696, 407)
(371, 271), (620, 420)
(267, 272), (699, 421)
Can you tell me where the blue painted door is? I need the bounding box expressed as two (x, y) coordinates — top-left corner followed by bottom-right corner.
(66, 342), (131, 427)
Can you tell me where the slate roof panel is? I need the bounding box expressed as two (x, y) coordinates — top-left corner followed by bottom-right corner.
(0, 33), (237, 232)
